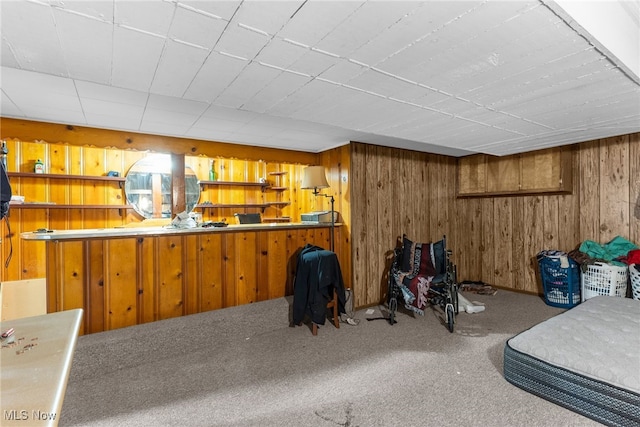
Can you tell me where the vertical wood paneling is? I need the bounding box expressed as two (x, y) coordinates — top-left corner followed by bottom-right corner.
(235, 232), (258, 305)
(138, 237), (156, 324)
(350, 143), (367, 305)
(198, 233), (224, 312)
(579, 140), (600, 241)
(156, 236), (184, 319)
(264, 230), (288, 299)
(105, 239), (138, 330)
(184, 234), (199, 315)
(631, 133), (640, 245)
(511, 197), (526, 291)
(87, 240), (105, 333)
(494, 198), (513, 288)
(599, 136), (630, 242)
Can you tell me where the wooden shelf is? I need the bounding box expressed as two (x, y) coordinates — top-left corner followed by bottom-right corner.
(199, 180), (267, 187)
(10, 204), (133, 209)
(8, 172), (125, 183)
(195, 202), (290, 212)
(268, 171), (287, 176)
(268, 187), (288, 191)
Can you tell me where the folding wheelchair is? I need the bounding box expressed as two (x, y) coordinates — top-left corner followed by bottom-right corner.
(387, 235), (459, 332)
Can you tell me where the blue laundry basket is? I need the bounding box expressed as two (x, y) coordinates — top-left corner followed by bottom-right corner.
(537, 251), (581, 308)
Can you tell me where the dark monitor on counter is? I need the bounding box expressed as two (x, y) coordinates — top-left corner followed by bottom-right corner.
(234, 213), (262, 224)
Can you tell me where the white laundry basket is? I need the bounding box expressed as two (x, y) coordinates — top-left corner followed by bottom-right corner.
(580, 262), (628, 302)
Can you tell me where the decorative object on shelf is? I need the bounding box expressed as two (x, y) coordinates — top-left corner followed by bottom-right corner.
(34, 159), (44, 174)
(301, 165), (335, 252)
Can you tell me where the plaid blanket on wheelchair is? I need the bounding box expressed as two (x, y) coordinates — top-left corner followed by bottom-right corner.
(393, 241), (437, 315)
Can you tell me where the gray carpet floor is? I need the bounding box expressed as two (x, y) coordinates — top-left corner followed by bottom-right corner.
(60, 290), (601, 426)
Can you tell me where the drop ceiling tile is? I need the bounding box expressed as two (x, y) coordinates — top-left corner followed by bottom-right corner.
(200, 104), (260, 123)
(254, 38), (308, 69)
(232, 1), (305, 35)
(146, 93), (208, 117)
(75, 81), (148, 106)
(54, 0), (114, 22)
(53, 8), (113, 83)
(184, 51), (249, 103)
(169, 5), (227, 49)
(0, 38), (19, 69)
(318, 59), (366, 84)
(190, 116), (247, 133)
(1, 67), (79, 105)
(289, 49), (340, 77)
(314, 1), (419, 57)
(277, 1), (365, 47)
(150, 39), (209, 98)
(114, 0), (175, 37)
(112, 26), (165, 91)
(83, 112), (143, 131)
(179, 1), (240, 22)
(214, 62), (281, 109)
(0, 1), (67, 75)
(215, 23), (271, 61)
(275, 80), (343, 119)
(1, 90), (23, 117)
(241, 71), (312, 113)
(80, 98), (145, 119)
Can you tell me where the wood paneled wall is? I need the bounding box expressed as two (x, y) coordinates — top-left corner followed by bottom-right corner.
(349, 133), (639, 307)
(47, 227), (336, 335)
(0, 119), (327, 283)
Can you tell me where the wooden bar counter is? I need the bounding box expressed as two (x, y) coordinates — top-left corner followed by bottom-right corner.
(22, 223), (338, 335)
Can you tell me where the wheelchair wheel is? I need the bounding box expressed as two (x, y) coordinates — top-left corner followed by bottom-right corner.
(388, 296), (397, 325)
(451, 283), (459, 314)
(445, 303), (454, 333)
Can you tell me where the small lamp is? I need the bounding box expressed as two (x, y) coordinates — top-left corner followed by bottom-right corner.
(301, 165), (335, 252)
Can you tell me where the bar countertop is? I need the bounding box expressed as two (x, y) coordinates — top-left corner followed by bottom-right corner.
(21, 222), (338, 241)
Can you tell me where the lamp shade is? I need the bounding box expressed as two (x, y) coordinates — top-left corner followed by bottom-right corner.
(301, 166), (329, 189)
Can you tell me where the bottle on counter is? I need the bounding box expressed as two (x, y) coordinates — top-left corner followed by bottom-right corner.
(34, 159), (44, 174)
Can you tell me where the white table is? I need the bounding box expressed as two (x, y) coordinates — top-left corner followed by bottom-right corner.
(1, 309), (83, 426)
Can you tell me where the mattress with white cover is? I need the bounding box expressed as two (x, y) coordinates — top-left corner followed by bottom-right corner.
(504, 296), (640, 426)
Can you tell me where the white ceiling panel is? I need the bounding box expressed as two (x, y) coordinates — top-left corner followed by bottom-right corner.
(52, 1), (114, 22)
(288, 49), (340, 77)
(169, 4), (227, 49)
(231, 1), (305, 35)
(112, 26), (166, 91)
(214, 62), (282, 109)
(215, 23), (271, 61)
(277, 1), (365, 47)
(179, 1), (240, 22)
(114, 0), (175, 37)
(53, 8), (113, 83)
(313, 1), (420, 57)
(1, 90), (23, 117)
(254, 38), (308, 70)
(0, 0), (638, 157)
(0, 1), (67, 76)
(241, 71), (312, 113)
(150, 39), (209, 98)
(184, 51), (249, 103)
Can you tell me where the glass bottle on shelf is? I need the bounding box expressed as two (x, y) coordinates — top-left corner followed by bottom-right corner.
(34, 159), (44, 174)
(209, 160), (217, 181)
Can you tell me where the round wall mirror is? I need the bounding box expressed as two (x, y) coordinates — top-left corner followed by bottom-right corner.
(125, 154), (200, 219)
